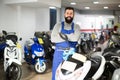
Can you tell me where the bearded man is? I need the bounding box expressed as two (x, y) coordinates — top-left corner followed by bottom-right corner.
(51, 7), (80, 80)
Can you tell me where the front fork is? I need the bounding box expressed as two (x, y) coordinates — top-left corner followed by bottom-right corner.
(37, 57), (46, 66)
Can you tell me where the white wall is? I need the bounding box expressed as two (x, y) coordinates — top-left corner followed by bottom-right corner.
(0, 0), (17, 32)
(0, 0), (61, 41)
(35, 7), (61, 31)
(60, 7), (115, 31)
(75, 15), (114, 29)
(79, 10), (114, 15)
(35, 8), (49, 31)
(56, 8), (61, 23)
(17, 6), (36, 43)
(0, 0), (36, 39)
(0, 0), (61, 62)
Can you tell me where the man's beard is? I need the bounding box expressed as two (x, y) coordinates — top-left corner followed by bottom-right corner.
(65, 17), (73, 24)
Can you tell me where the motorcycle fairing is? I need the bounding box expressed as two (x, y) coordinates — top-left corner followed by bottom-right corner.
(56, 61), (91, 80)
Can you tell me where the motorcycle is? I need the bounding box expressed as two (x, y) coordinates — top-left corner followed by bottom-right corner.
(4, 33), (22, 80)
(100, 33), (120, 80)
(34, 32), (54, 61)
(56, 51), (106, 80)
(0, 30), (8, 60)
(78, 33), (93, 54)
(24, 36), (48, 74)
(107, 33), (120, 48)
(101, 47), (120, 80)
(55, 33), (106, 80)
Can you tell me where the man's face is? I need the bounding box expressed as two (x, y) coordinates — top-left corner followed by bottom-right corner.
(64, 9), (74, 24)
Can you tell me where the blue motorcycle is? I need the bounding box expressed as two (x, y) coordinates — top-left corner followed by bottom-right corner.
(24, 37), (48, 74)
(0, 30), (7, 60)
(0, 42), (6, 60)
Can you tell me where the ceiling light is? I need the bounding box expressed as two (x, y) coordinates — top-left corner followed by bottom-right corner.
(93, 1), (99, 4)
(85, 7), (90, 9)
(49, 6), (56, 9)
(104, 7), (109, 9)
(70, 2), (76, 5)
(118, 5), (120, 7)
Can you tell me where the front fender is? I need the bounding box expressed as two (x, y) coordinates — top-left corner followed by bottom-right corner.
(8, 58), (22, 66)
(37, 58), (46, 66)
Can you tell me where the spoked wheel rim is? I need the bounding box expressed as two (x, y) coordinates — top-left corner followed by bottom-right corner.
(34, 61), (47, 74)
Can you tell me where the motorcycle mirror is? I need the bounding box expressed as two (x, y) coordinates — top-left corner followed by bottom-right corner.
(59, 33), (68, 41)
(19, 37), (22, 41)
(2, 30), (7, 35)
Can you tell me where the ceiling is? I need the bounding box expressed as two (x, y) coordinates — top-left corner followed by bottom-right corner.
(61, 0), (120, 11)
(6, 0), (120, 11)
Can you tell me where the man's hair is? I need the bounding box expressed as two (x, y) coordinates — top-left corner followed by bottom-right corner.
(65, 7), (74, 12)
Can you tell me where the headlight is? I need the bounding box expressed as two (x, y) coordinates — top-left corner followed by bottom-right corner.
(34, 51), (44, 57)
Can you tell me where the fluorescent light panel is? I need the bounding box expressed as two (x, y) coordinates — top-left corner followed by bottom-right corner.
(104, 6), (109, 9)
(93, 1), (99, 4)
(118, 5), (120, 7)
(85, 7), (90, 9)
(49, 6), (56, 9)
(70, 2), (76, 5)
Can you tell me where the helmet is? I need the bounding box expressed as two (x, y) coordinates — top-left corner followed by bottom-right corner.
(117, 27), (120, 34)
(111, 34), (120, 45)
(114, 23), (120, 34)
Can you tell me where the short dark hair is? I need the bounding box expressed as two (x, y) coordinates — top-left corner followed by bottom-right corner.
(65, 7), (74, 12)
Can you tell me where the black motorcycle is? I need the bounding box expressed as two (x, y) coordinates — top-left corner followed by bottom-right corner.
(34, 32), (54, 61)
(100, 33), (120, 80)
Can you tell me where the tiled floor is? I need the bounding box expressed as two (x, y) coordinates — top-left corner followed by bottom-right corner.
(0, 60), (52, 80)
(21, 62), (52, 80)
(0, 41), (107, 80)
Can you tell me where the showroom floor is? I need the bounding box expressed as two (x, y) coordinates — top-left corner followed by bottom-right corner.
(21, 62), (52, 80)
(0, 41), (107, 80)
(0, 60), (52, 80)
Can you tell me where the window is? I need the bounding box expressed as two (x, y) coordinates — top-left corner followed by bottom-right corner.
(50, 9), (56, 30)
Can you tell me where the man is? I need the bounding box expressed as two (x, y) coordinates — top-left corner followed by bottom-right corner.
(51, 7), (80, 80)
(114, 24), (120, 35)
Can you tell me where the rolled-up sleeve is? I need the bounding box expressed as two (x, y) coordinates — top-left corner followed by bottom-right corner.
(51, 23), (65, 43)
(67, 24), (81, 42)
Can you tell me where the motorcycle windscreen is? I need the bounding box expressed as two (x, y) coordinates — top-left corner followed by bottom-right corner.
(61, 61), (77, 72)
(72, 53), (87, 63)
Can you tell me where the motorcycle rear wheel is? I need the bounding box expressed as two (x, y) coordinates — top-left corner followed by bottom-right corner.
(5, 63), (22, 80)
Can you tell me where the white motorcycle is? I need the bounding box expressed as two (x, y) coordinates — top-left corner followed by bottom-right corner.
(4, 34), (22, 80)
(56, 52), (106, 80)
(55, 33), (106, 80)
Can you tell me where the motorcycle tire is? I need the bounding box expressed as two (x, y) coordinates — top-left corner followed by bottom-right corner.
(34, 61), (48, 74)
(5, 62), (22, 80)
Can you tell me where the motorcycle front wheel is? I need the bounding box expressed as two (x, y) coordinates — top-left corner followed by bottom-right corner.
(34, 61), (48, 74)
(5, 63), (22, 80)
